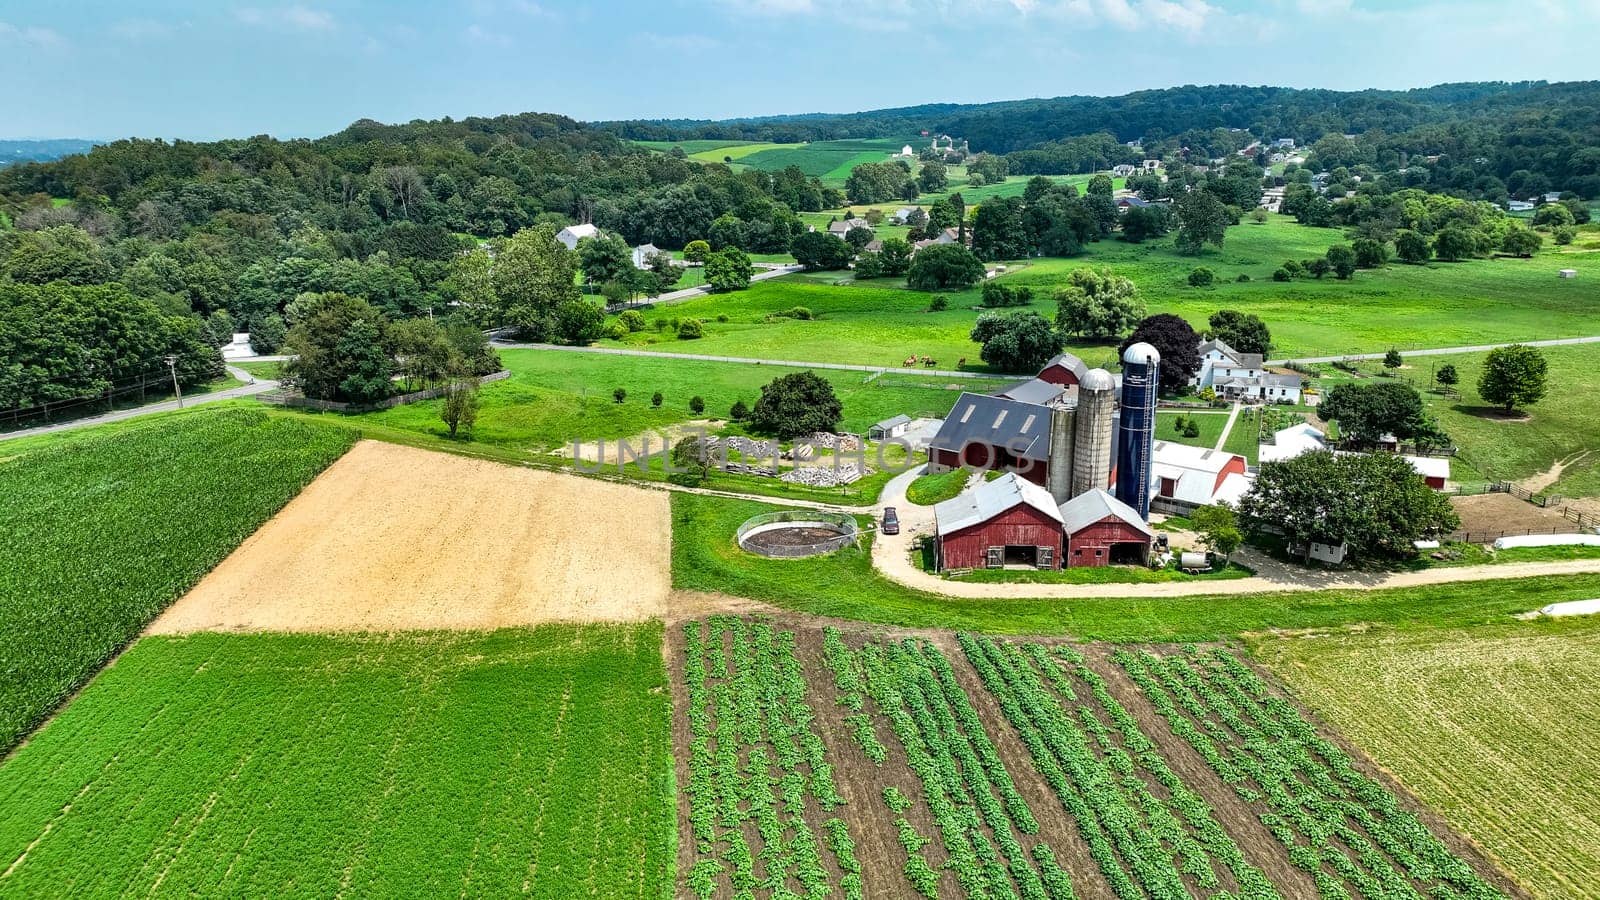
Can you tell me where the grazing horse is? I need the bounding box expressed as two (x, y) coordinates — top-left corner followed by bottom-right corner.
(923, 358), (937, 368)
(957, 357), (966, 368)
(903, 355), (917, 367)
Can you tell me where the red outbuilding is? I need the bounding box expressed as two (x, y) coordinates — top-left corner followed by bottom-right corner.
(1037, 352), (1088, 388)
(933, 473), (1063, 570)
(1059, 489), (1154, 568)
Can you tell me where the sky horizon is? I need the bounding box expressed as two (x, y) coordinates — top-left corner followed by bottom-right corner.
(3, 1), (1598, 142)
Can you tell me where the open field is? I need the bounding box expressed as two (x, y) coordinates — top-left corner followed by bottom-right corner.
(1250, 618), (1600, 899)
(670, 616), (1514, 898)
(0, 409), (356, 752)
(0, 624), (673, 898)
(151, 440), (672, 633)
(670, 491), (1600, 638)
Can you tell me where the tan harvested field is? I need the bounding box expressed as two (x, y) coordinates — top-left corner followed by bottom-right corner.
(1250, 621), (1600, 900)
(150, 440), (671, 633)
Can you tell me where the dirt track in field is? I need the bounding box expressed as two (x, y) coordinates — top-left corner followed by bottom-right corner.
(149, 440), (671, 633)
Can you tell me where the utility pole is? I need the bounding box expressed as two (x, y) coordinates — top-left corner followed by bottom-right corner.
(165, 356), (183, 408)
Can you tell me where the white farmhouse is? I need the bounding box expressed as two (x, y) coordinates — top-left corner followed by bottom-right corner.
(555, 223), (600, 250)
(1192, 338), (1302, 404)
(631, 243), (665, 268)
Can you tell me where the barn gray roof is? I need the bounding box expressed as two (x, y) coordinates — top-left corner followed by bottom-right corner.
(997, 378), (1066, 406)
(872, 414), (912, 430)
(1058, 489), (1153, 537)
(935, 472), (1063, 536)
(1042, 352), (1089, 382)
(929, 393), (1053, 462)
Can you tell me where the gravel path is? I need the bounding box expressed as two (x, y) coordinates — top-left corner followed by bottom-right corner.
(1266, 334), (1600, 366)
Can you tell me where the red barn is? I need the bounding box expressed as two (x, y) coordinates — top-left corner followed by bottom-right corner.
(1059, 489), (1154, 568)
(928, 393), (1053, 485)
(1037, 352), (1089, 388)
(934, 473), (1063, 570)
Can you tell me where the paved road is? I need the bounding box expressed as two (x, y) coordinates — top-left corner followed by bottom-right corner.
(488, 342), (1002, 380)
(608, 264), (804, 310)
(1267, 334), (1600, 366)
(0, 365), (280, 443)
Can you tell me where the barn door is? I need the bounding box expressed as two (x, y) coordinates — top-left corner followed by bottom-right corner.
(985, 547), (1002, 569)
(1037, 546), (1054, 569)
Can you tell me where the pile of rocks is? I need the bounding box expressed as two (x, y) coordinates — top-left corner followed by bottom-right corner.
(781, 463), (863, 487)
(803, 432), (862, 452)
(723, 462), (779, 478)
(706, 435), (779, 459)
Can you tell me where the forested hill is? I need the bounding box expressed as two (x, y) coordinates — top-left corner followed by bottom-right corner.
(603, 81), (1598, 151)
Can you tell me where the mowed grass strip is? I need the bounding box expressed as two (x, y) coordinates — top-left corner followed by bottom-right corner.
(670, 491), (1600, 639)
(0, 408), (357, 751)
(0, 625), (674, 898)
(1248, 619), (1600, 900)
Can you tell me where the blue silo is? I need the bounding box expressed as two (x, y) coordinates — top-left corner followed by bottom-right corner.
(1116, 341), (1160, 519)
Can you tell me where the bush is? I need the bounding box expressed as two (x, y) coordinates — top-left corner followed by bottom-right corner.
(618, 309), (646, 332)
(677, 318), (704, 339)
(613, 387), (626, 403)
(1183, 419), (1201, 439)
(683, 240), (710, 263)
(1272, 268), (1291, 282)
(602, 320), (627, 340)
(770, 306), (813, 320)
(689, 395), (705, 414)
(1187, 266), (1216, 287)
(716, 314), (729, 323)
(928, 295), (948, 312)
(729, 399), (749, 420)
(1554, 226), (1576, 245)
(1235, 273), (1250, 282)
(654, 317), (668, 332)
(651, 391), (663, 407)
(981, 281), (1033, 307)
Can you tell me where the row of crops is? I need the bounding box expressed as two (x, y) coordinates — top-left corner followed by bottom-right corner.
(682, 617), (865, 899)
(0, 409), (358, 752)
(1113, 647), (1507, 900)
(678, 620), (1509, 900)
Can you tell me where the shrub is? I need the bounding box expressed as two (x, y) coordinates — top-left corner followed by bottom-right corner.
(729, 399), (750, 420)
(1235, 273), (1250, 282)
(1183, 419), (1201, 439)
(618, 309), (646, 332)
(1187, 266), (1216, 287)
(651, 391), (663, 407)
(981, 281), (1033, 307)
(716, 314), (729, 323)
(689, 395), (705, 414)
(1272, 268), (1291, 282)
(654, 317), (668, 332)
(613, 387), (626, 403)
(750, 371), (843, 439)
(602, 320), (627, 340)
(928, 295), (948, 312)
(677, 318), (704, 339)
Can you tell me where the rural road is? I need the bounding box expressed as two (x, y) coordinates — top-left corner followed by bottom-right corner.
(1266, 334), (1600, 366)
(488, 342), (1000, 380)
(0, 365), (280, 443)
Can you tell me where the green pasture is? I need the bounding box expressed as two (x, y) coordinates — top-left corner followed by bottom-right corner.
(0, 625), (673, 898)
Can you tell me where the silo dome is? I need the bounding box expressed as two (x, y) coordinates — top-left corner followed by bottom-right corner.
(1080, 368), (1115, 391)
(1122, 341), (1161, 365)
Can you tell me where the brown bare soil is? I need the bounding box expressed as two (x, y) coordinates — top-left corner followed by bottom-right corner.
(149, 440), (671, 633)
(1451, 492), (1581, 536)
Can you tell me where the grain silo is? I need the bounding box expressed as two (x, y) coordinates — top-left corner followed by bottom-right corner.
(1116, 343), (1160, 519)
(1070, 368), (1116, 500)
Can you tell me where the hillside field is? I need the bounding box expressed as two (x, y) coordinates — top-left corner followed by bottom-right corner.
(0, 625), (673, 898)
(670, 616), (1514, 898)
(1250, 619), (1600, 899)
(0, 409), (356, 752)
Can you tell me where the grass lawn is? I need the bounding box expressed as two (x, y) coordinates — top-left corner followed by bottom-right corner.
(0, 409), (357, 752)
(0, 625), (673, 898)
(233, 359), (283, 381)
(905, 466), (969, 506)
(1220, 406), (1264, 463)
(1249, 618), (1600, 900)
(1309, 344), (1600, 493)
(670, 491), (1600, 640)
(1155, 408), (1231, 450)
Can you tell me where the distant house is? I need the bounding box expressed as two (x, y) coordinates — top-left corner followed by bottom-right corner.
(868, 414), (912, 441)
(891, 207), (918, 224)
(1272, 137), (1296, 149)
(1117, 196), (1151, 210)
(1111, 164), (1137, 178)
(912, 228), (961, 251)
(1192, 338), (1301, 403)
(556, 223), (600, 250)
(897, 145), (915, 157)
(863, 239), (884, 253)
(828, 217), (872, 236)
(1543, 191), (1564, 203)
(631, 243), (665, 268)
(1141, 159), (1161, 173)
(1507, 200), (1535, 212)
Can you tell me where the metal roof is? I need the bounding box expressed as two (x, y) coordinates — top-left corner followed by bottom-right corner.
(1041, 352), (1089, 382)
(929, 393), (1053, 462)
(871, 414), (912, 430)
(935, 472), (1063, 536)
(997, 378), (1066, 406)
(1058, 489), (1153, 537)
(1152, 440), (1244, 475)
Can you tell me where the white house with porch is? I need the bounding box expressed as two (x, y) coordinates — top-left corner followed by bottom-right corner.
(1191, 338), (1302, 404)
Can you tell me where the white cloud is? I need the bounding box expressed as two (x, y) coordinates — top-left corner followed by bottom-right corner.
(464, 23), (513, 46)
(0, 21), (64, 48)
(718, 0), (1224, 33)
(236, 6), (336, 32)
(636, 31), (722, 52)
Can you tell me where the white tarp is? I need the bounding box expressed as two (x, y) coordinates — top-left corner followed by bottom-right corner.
(1494, 533), (1600, 550)
(1540, 599), (1600, 617)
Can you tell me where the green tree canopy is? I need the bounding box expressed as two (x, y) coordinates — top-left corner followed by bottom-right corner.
(906, 244), (985, 291)
(970, 311), (1064, 373)
(1478, 344), (1548, 412)
(749, 371), (842, 439)
(1053, 267), (1145, 340)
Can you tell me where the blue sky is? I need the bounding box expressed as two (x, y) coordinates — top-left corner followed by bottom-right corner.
(2, 0), (1597, 140)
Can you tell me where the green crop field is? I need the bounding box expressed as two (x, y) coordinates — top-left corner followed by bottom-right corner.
(0, 409), (356, 752)
(0, 624), (673, 898)
(1250, 619), (1600, 899)
(669, 491), (1600, 639)
(735, 139), (910, 182)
